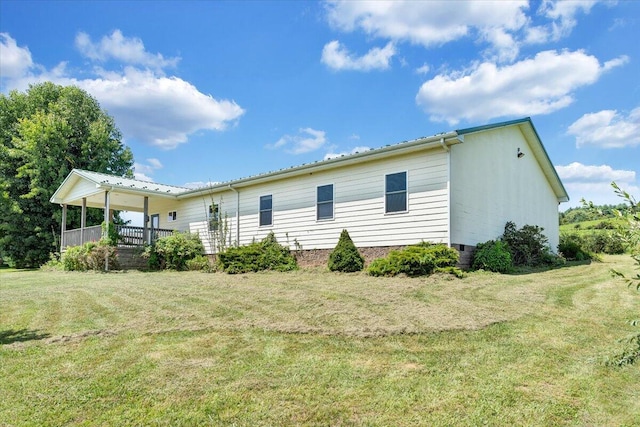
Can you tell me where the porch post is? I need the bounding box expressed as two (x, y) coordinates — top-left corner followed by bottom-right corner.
(143, 196), (149, 245)
(60, 204), (67, 253)
(104, 191), (110, 271)
(80, 197), (86, 245)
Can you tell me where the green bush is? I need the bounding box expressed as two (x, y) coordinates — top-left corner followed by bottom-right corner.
(367, 243), (460, 277)
(61, 241), (118, 271)
(185, 255), (212, 271)
(471, 240), (513, 273)
(502, 221), (549, 267)
(559, 233), (593, 261)
(328, 230), (364, 272)
(217, 232), (297, 274)
(146, 232), (205, 271)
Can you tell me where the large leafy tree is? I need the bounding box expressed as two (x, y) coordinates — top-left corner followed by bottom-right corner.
(0, 82), (134, 268)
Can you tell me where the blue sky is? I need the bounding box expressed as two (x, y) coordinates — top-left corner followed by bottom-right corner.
(1, 0), (639, 212)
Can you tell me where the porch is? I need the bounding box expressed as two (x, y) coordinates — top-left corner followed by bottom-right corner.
(61, 224), (175, 249)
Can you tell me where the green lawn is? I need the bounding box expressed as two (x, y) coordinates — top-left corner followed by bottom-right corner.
(1, 257), (639, 426)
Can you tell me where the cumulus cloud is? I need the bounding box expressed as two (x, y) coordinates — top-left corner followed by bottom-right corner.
(325, 0), (529, 62)
(568, 108), (640, 148)
(75, 30), (179, 69)
(0, 31), (244, 149)
(133, 158), (163, 181)
(0, 33), (33, 80)
(415, 50), (627, 125)
(267, 128), (327, 154)
(556, 161), (639, 208)
(538, 0), (599, 41)
(322, 40), (395, 71)
(324, 146), (371, 160)
(77, 67), (244, 149)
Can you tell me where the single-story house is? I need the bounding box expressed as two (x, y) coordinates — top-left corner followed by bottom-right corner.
(50, 117), (569, 267)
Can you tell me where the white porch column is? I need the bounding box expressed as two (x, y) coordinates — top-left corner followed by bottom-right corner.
(143, 196), (149, 245)
(104, 191), (110, 271)
(60, 204), (67, 253)
(80, 197), (86, 245)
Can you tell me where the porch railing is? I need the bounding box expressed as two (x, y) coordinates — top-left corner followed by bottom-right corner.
(62, 224), (175, 249)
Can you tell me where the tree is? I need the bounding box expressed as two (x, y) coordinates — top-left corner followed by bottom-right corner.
(608, 182), (640, 366)
(0, 82), (133, 268)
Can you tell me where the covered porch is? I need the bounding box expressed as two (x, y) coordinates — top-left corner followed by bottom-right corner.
(51, 169), (188, 251)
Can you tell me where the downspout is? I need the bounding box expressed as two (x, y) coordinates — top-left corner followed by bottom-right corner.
(441, 138), (451, 247)
(228, 184), (240, 246)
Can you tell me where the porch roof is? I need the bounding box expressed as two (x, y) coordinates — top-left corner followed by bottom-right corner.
(50, 169), (189, 211)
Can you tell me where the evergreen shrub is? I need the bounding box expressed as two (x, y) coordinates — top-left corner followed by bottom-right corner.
(367, 243), (460, 277)
(328, 229), (364, 272)
(217, 232), (297, 274)
(471, 240), (513, 273)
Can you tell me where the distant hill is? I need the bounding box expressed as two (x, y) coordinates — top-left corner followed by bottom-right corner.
(559, 203), (629, 225)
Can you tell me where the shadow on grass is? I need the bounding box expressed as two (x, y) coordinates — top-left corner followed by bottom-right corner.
(0, 329), (50, 345)
(505, 259), (593, 276)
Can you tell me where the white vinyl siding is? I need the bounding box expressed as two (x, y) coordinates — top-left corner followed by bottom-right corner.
(233, 148), (449, 250)
(450, 126), (561, 251)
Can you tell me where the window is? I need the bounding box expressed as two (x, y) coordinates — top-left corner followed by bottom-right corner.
(208, 203), (219, 231)
(259, 195), (272, 226)
(317, 184), (334, 220)
(385, 172), (407, 213)
(168, 211), (177, 222)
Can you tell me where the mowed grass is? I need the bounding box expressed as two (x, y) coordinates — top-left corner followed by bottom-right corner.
(1, 257), (639, 426)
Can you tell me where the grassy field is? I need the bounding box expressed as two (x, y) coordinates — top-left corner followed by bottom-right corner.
(1, 257), (639, 426)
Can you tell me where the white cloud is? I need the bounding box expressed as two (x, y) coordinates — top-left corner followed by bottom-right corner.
(75, 30), (179, 69)
(0, 33), (33, 79)
(415, 50), (627, 125)
(1, 32), (245, 149)
(538, 0), (599, 40)
(415, 63), (430, 75)
(556, 162), (636, 183)
(324, 146), (371, 160)
(568, 107), (640, 148)
(325, 0), (529, 62)
(268, 128), (327, 154)
(133, 158), (164, 181)
(321, 40), (395, 71)
(556, 162), (639, 208)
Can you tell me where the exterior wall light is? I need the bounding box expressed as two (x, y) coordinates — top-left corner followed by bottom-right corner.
(517, 148), (525, 158)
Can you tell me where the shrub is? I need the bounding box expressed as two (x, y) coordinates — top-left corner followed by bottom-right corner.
(61, 241), (118, 271)
(367, 243), (460, 277)
(471, 240), (513, 273)
(502, 221), (549, 267)
(217, 232), (297, 274)
(558, 233), (592, 261)
(147, 232), (205, 271)
(185, 255), (212, 271)
(328, 229), (364, 272)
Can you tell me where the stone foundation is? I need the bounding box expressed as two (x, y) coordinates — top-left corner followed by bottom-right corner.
(296, 244), (476, 269)
(116, 247), (147, 270)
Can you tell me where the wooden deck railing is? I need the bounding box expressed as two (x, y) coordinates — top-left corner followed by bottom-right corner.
(62, 225), (175, 249)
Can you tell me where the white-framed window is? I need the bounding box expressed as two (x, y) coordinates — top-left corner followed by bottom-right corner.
(385, 171), (407, 213)
(208, 203), (219, 231)
(168, 211), (177, 222)
(259, 195), (272, 226)
(317, 184), (334, 220)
